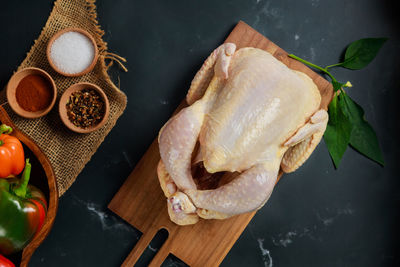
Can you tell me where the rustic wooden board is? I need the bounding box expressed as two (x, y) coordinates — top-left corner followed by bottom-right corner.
(108, 21), (333, 267)
(0, 106), (58, 267)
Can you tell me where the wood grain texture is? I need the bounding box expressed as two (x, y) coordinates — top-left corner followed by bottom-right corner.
(108, 21), (333, 267)
(0, 106), (59, 267)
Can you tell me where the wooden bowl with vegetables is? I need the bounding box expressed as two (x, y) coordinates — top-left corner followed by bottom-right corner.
(0, 106), (58, 267)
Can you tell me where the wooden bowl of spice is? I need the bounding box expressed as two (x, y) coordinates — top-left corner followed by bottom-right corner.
(47, 28), (98, 77)
(6, 67), (57, 119)
(59, 82), (109, 134)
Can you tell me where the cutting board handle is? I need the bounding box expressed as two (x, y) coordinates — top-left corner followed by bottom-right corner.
(121, 228), (171, 267)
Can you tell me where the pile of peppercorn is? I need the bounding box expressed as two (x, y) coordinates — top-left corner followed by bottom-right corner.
(66, 89), (105, 128)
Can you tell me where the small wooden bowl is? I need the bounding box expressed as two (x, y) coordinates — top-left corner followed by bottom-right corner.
(0, 106), (58, 267)
(47, 27), (98, 77)
(6, 67), (57, 119)
(59, 82), (109, 134)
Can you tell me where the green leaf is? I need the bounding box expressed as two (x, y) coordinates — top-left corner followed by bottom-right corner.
(341, 93), (385, 165)
(332, 80), (344, 92)
(323, 94), (353, 168)
(341, 38), (387, 70)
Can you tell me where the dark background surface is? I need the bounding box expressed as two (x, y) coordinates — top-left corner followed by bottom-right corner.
(1, 0), (399, 266)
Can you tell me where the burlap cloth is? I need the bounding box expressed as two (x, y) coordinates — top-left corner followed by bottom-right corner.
(0, 0), (127, 196)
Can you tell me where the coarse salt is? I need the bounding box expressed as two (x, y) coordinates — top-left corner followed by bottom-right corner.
(50, 31), (95, 75)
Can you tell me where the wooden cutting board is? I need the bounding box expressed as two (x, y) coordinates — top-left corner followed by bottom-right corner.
(108, 21), (333, 267)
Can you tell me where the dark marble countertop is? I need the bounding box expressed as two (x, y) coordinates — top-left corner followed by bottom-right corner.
(1, 0), (399, 266)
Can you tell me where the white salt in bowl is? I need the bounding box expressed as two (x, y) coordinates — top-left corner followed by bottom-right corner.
(47, 28), (98, 77)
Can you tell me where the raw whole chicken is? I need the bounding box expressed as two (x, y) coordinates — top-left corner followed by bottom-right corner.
(157, 43), (328, 225)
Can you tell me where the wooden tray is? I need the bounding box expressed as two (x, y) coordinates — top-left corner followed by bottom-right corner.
(0, 106), (58, 267)
(108, 21), (333, 266)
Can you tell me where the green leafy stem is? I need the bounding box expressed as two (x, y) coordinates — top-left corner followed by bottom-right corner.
(288, 38), (387, 168)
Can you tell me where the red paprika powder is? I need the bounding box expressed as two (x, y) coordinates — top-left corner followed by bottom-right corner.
(15, 74), (53, 112)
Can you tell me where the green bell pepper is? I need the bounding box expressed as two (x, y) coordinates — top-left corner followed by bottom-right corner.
(0, 159), (47, 255)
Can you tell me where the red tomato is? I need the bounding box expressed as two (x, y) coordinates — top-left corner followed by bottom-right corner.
(0, 254), (15, 267)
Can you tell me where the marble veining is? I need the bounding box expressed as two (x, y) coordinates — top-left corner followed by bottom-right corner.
(252, 1), (284, 30)
(310, 0), (320, 7)
(316, 206), (355, 226)
(122, 150), (134, 169)
(271, 231), (297, 247)
(257, 238), (273, 267)
(104, 150), (134, 170)
(159, 99), (169, 105)
(148, 244), (157, 252)
(270, 205), (355, 247)
(71, 194), (136, 233)
(309, 47), (316, 61)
